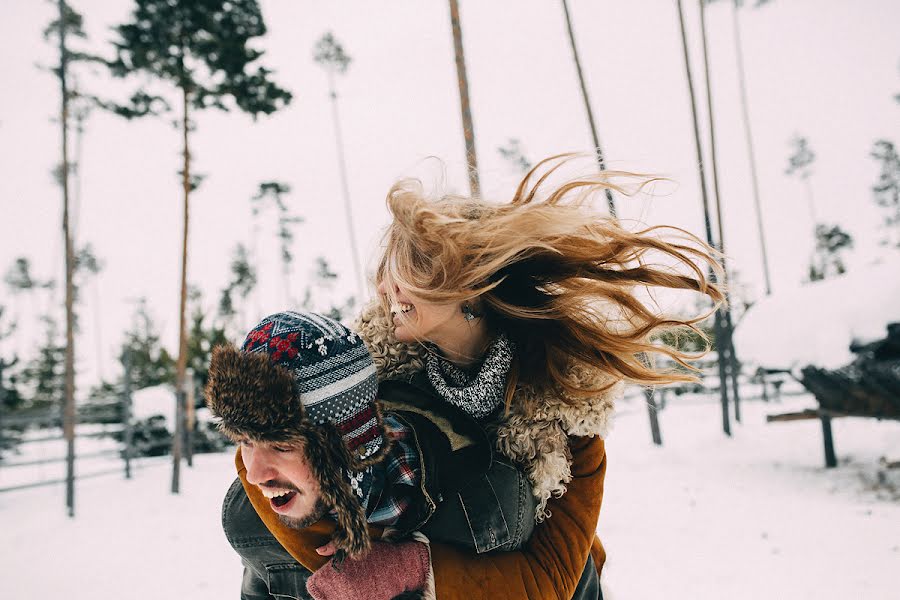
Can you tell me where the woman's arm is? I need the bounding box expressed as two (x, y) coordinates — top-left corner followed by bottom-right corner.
(429, 435), (606, 600)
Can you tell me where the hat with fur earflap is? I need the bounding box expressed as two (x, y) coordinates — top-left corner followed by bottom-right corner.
(205, 311), (392, 559)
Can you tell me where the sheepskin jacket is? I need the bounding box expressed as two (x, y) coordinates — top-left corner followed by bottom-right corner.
(352, 300), (622, 521)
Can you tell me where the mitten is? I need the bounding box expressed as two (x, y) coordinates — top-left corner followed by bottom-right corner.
(306, 538), (430, 600)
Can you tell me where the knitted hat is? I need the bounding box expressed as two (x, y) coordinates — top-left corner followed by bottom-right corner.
(205, 311), (391, 559)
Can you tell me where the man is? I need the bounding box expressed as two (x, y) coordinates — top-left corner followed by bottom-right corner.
(208, 311), (538, 599)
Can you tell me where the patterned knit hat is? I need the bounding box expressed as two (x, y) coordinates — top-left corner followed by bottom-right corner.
(205, 311), (391, 558)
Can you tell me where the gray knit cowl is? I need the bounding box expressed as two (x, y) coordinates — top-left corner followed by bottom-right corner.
(425, 332), (515, 420)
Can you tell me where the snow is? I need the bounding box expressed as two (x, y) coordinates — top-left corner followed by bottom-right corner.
(131, 384), (177, 423)
(2, 389), (899, 599)
(733, 254), (900, 371)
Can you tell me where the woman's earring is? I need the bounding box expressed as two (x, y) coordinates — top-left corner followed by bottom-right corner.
(461, 302), (476, 322)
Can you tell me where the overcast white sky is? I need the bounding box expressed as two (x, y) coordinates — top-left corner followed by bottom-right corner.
(1, 0), (898, 394)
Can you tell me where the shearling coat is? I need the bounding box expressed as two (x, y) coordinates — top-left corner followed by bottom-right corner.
(235, 300), (620, 599)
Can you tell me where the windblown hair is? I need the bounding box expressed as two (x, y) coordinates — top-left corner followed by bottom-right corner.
(375, 154), (726, 406)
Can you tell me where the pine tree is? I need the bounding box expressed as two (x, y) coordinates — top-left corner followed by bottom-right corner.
(251, 181), (300, 304)
(704, 0), (774, 294)
(218, 243), (257, 335)
(871, 139), (900, 247)
(808, 224), (853, 281)
(103, 0), (291, 492)
(313, 32), (364, 301)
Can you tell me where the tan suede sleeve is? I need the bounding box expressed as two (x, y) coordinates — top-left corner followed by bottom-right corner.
(429, 436), (606, 600)
(236, 435), (606, 600)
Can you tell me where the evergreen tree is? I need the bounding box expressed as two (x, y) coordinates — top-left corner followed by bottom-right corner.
(103, 1), (292, 456)
(808, 224), (853, 282)
(18, 316), (66, 413)
(314, 32), (364, 301)
(704, 0), (774, 295)
(186, 288), (229, 391)
(218, 243), (257, 334)
(786, 135), (818, 224)
(251, 181), (301, 304)
(119, 299), (176, 390)
(871, 139), (900, 247)
(0, 306), (23, 413)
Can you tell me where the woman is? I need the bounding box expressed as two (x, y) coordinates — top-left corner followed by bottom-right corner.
(354, 154), (725, 598)
(253, 154), (724, 599)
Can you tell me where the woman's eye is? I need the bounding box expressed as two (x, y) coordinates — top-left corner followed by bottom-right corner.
(273, 446), (291, 453)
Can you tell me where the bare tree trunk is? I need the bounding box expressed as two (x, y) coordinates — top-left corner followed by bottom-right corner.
(58, 0), (77, 517)
(676, 0), (730, 436)
(172, 84), (190, 495)
(730, 1), (771, 296)
(326, 68), (365, 302)
(560, 0), (616, 218)
(698, 0), (742, 423)
(448, 0), (480, 197)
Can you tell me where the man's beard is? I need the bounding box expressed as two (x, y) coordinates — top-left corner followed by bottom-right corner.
(276, 497), (331, 530)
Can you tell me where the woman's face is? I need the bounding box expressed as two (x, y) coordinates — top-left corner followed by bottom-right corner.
(376, 279), (463, 344)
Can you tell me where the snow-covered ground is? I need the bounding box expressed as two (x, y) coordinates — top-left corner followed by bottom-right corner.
(2, 389), (899, 599)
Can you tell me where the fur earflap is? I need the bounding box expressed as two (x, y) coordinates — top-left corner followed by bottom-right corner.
(300, 422), (372, 561)
(205, 344), (304, 443)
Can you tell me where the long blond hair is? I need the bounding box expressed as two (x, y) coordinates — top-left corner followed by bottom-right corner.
(375, 154), (725, 405)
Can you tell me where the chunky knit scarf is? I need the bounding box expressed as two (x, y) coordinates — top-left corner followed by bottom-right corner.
(425, 332), (514, 420)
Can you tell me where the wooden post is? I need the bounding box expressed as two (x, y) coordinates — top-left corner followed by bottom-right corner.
(122, 349), (133, 480)
(645, 388), (662, 446)
(185, 369), (195, 468)
(820, 416), (837, 468)
(171, 388), (184, 494)
(759, 371), (769, 402)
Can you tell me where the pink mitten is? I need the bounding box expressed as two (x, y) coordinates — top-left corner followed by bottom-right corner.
(306, 539), (430, 600)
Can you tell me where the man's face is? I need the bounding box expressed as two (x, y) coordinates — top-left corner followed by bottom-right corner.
(241, 440), (330, 529)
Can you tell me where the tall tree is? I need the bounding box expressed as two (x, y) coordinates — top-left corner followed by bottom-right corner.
(105, 0), (291, 493)
(313, 33), (365, 302)
(447, 0), (481, 197)
(675, 0), (731, 435)
(44, 0), (81, 518)
(705, 0), (773, 294)
(560, 0), (616, 217)
(697, 0), (743, 422)
(251, 181), (301, 305)
(871, 139), (900, 248)
(786, 135), (817, 226)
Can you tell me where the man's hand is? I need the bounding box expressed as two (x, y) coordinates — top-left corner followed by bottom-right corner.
(306, 538), (430, 600)
(315, 541), (337, 556)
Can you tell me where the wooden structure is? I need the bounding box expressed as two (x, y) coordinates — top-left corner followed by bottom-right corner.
(767, 323), (900, 467)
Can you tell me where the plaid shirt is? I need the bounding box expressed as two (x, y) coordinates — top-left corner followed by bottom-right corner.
(363, 413), (421, 527)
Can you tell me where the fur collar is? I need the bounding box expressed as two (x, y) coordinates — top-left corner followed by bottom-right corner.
(353, 300), (621, 521)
